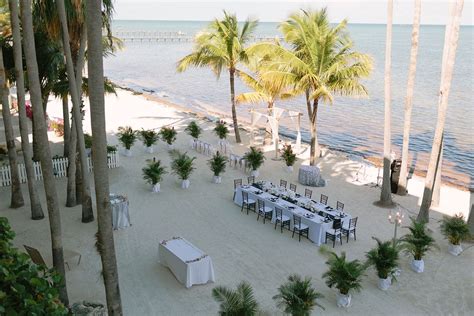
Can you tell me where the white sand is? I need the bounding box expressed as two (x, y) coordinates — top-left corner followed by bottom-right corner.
(1, 89), (473, 315)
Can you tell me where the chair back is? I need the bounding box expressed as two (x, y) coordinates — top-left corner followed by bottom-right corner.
(234, 179), (242, 190)
(275, 206), (283, 218)
(350, 217), (358, 229)
(24, 245), (47, 266)
(247, 176), (255, 184)
(333, 218), (342, 230)
(242, 191), (249, 202)
(289, 183), (297, 192)
(293, 214), (302, 229)
(320, 194), (328, 205)
(280, 179), (287, 188)
(336, 201), (344, 211)
(304, 189), (312, 199)
(257, 199), (265, 211)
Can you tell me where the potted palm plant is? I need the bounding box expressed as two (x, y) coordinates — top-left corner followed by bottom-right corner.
(208, 151), (227, 184)
(400, 218), (436, 273)
(214, 120), (229, 140)
(243, 147), (265, 177)
(212, 282), (260, 316)
(159, 126), (177, 150)
(139, 129), (160, 153)
(440, 213), (470, 256)
(366, 237), (400, 290)
(185, 121), (202, 140)
(322, 251), (366, 308)
(281, 144), (297, 172)
(117, 126), (137, 157)
(142, 160), (167, 192)
(170, 151), (196, 189)
(273, 274), (324, 315)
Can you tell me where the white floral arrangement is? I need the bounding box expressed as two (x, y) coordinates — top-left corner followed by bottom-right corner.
(288, 190), (296, 199)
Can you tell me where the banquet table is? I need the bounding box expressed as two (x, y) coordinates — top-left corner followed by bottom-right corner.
(234, 183), (351, 246)
(159, 237), (215, 288)
(110, 193), (131, 230)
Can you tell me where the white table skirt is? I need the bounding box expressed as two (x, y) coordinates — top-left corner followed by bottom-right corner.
(234, 186), (351, 246)
(159, 237), (215, 288)
(110, 194), (131, 230)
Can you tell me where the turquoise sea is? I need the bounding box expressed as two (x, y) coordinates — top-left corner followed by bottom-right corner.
(104, 20), (474, 189)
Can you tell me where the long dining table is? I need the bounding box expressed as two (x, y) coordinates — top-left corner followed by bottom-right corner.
(234, 182), (352, 246)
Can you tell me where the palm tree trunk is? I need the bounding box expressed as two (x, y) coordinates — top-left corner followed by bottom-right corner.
(62, 95), (70, 157)
(309, 99), (320, 166)
(0, 48), (24, 208)
(398, 0), (421, 195)
(20, 0), (69, 304)
(56, 0), (94, 223)
(468, 197), (474, 235)
(86, 0), (123, 313)
(229, 68), (241, 143)
(8, 0), (44, 219)
(431, 143), (443, 207)
(379, 0), (394, 206)
(418, 0), (464, 222)
(66, 119), (77, 206)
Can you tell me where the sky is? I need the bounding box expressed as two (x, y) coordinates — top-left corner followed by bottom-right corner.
(113, 0), (473, 25)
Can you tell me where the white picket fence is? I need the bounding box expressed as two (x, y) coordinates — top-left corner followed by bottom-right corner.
(0, 151), (119, 187)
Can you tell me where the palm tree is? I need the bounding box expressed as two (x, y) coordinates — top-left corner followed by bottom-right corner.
(249, 9), (372, 165)
(273, 274), (324, 315)
(212, 281), (259, 315)
(398, 0), (421, 195)
(418, 0), (464, 222)
(85, 0), (123, 313)
(20, 0), (68, 304)
(177, 11), (258, 144)
(379, 0), (394, 206)
(56, 0), (93, 223)
(8, 0), (44, 219)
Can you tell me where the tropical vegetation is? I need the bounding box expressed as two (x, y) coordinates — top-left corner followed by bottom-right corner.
(322, 251), (366, 295)
(171, 151), (196, 180)
(243, 147), (265, 172)
(366, 237), (400, 280)
(117, 126), (138, 150)
(212, 281), (260, 316)
(185, 121), (202, 139)
(440, 213), (470, 246)
(273, 274), (325, 315)
(159, 126), (177, 145)
(214, 120), (229, 140)
(139, 129), (160, 147)
(400, 218), (436, 261)
(281, 144), (297, 167)
(142, 160), (168, 185)
(209, 151), (228, 177)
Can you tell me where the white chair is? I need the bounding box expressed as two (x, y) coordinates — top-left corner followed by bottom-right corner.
(257, 200), (273, 224)
(342, 217), (358, 243)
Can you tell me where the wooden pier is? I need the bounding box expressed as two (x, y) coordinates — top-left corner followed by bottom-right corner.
(112, 31), (281, 43)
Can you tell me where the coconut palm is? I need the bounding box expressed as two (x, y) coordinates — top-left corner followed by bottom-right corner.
(177, 11), (258, 144)
(249, 9), (372, 165)
(418, 0), (464, 222)
(85, 0), (123, 312)
(379, 0), (394, 206)
(212, 281), (259, 316)
(20, 0), (68, 304)
(398, 0), (421, 195)
(7, 0), (44, 219)
(273, 274), (324, 315)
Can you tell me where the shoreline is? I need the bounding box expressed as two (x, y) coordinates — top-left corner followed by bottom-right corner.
(114, 84), (470, 192)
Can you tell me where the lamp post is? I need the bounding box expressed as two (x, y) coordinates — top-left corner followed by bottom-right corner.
(388, 207), (404, 247)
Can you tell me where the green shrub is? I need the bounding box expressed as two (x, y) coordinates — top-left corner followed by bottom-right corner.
(139, 129), (160, 147)
(107, 145), (118, 153)
(214, 120), (229, 140)
(243, 147), (265, 171)
(400, 218), (436, 261)
(208, 151), (227, 176)
(117, 126), (138, 150)
(281, 144), (297, 167)
(142, 160), (167, 185)
(273, 274), (324, 315)
(159, 126), (177, 145)
(84, 133), (93, 149)
(322, 251), (366, 295)
(440, 213), (470, 245)
(0, 217), (68, 315)
(185, 121), (202, 139)
(366, 237), (400, 279)
(212, 282), (259, 316)
(170, 151), (196, 180)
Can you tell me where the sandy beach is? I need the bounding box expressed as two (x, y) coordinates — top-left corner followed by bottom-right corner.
(1, 88), (473, 315)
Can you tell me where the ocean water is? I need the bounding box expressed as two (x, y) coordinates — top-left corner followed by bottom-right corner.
(104, 20), (473, 189)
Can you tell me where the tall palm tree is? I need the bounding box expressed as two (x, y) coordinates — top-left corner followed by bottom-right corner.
(0, 46), (24, 208)
(397, 0), (421, 195)
(379, 0), (394, 206)
(418, 0), (464, 222)
(86, 0), (123, 313)
(250, 9), (372, 165)
(56, 0), (93, 222)
(8, 0), (44, 219)
(177, 11), (258, 144)
(20, 0), (68, 304)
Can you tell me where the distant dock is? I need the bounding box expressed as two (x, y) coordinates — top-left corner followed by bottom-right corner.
(112, 31), (282, 43)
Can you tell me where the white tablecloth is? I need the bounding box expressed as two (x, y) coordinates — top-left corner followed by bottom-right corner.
(234, 184), (351, 245)
(159, 237), (215, 288)
(110, 194), (131, 230)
